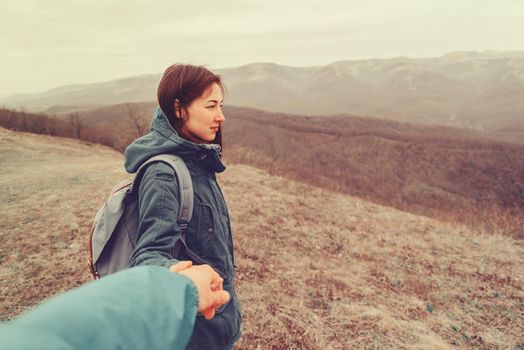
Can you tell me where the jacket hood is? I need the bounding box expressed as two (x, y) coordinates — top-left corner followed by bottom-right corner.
(124, 106), (226, 173)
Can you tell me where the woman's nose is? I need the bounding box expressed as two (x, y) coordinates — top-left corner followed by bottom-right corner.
(216, 108), (225, 122)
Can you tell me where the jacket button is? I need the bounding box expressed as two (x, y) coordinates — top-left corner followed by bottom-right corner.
(208, 228), (214, 234)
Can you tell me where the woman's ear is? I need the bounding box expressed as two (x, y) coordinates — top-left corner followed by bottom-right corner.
(174, 99), (182, 119)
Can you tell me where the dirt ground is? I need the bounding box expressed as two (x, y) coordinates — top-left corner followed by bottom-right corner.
(1, 128), (523, 349)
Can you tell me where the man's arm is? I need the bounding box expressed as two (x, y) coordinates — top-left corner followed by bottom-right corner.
(0, 266), (199, 350)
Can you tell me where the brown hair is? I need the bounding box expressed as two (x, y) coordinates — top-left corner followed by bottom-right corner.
(157, 64), (224, 147)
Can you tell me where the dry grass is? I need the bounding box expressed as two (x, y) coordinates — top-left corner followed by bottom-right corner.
(224, 166), (523, 349)
(1, 128), (523, 349)
(0, 128), (126, 318)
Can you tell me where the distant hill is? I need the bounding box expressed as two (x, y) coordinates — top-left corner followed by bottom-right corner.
(1, 127), (522, 349)
(3, 74), (160, 112)
(2, 51), (524, 133)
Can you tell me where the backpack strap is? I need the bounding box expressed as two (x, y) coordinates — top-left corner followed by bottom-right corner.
(131, 154), (211, 269)
(132, 154), (193, 228)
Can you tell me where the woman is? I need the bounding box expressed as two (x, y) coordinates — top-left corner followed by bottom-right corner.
(123, 64), (242, 350)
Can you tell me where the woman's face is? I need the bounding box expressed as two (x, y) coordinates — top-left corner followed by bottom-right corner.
(183, 82), (225, 142)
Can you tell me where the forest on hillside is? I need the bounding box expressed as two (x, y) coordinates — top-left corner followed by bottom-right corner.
(1, 105), (523, 239)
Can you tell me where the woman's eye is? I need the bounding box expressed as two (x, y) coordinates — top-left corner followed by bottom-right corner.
(206, 105), (215, 109)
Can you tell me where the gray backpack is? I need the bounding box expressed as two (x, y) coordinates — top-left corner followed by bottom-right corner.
(88, 154), (202, 279)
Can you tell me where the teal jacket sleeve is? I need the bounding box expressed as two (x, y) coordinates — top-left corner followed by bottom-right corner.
(0, 266), (199, 350)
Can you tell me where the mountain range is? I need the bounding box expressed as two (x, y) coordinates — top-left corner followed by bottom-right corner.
(2, 51), (523, 132)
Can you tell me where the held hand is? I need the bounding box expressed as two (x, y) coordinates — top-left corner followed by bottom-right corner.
(169, 263), (230, 320)
(170, 260), (193, 272)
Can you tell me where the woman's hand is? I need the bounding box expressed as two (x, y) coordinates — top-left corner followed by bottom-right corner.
(170, 261), (230, 320)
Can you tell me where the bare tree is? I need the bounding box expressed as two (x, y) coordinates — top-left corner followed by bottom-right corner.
(18, 107), (29, 132)
(69, 112), (88, 139)
(7, 109), (17, 129)
(125, 103), (148, 138)
(43, 114), (58, 136)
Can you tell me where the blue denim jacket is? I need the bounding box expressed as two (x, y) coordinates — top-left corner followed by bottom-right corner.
(124, 107), (241, 350)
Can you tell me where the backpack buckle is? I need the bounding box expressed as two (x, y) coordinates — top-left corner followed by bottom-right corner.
(88, 257), (100, 280)
(179, 222), (189, 232)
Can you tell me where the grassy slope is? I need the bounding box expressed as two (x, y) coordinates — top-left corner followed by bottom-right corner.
(0, 128), (522, 349)
(0, 128), (126, 318)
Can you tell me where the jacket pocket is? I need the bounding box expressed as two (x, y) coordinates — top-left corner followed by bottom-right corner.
(194, 201), (228, 279)
(196, 202), (218, 258)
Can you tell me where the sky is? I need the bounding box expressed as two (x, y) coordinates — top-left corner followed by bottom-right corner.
(1, 0), (523, 96)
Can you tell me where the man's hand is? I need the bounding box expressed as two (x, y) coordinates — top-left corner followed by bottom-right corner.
(169, 261), (230, 320)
